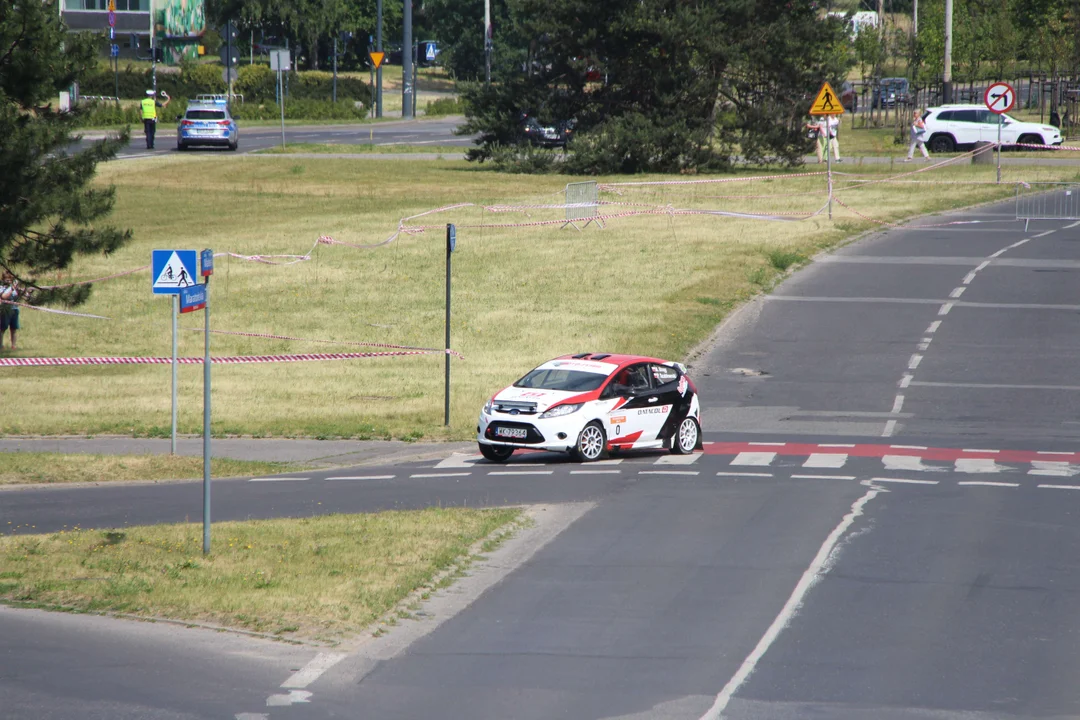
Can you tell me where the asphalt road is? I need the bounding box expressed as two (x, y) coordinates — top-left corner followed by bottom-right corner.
(7, 201), (1080, 719)
(88, 115), (472, 159)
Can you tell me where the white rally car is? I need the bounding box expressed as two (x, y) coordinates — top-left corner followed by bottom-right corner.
(477, 353), (702, 462)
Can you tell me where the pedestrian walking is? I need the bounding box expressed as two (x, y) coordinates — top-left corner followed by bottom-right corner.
(825, 115), (841, 163)
(140, 89), (171, 150)
(905, 109), (930, 162)
(0, 271), (21, 351)
(805, 117), (826, 164)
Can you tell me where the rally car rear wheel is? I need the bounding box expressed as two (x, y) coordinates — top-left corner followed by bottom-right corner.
(479, 443), (514, 463)
(672, 417), (700, 455)
(572, 421), (606, 462)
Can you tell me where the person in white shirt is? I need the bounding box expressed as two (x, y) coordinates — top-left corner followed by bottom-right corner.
(905, 109), (931, 161)
(0, 271), (20, 350)
(825, 115), (841, 162)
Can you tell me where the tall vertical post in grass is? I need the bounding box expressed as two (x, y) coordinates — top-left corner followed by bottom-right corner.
(403, 0), (414, 119)
(826, 141), (833, 220)
(201, 250), (212, 555)
(445, 224), (455, 426)
(172, 294), (178, 454)
(376, 0), (384, 118)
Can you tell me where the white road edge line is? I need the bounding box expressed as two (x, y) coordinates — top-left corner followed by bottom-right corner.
(699, 484), (882, 720)
(870, 477), (939, 485)
(327, 475), (394, 480)
(1032, 230), (1056, 238)
(791, 474), (857, 480)
(249, 477), (309, 482)
(281, 652), (347, 689)
(1038, 484), (1080, 490)
(410, 472), (471, 478)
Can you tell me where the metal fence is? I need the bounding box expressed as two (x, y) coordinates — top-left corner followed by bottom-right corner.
(1016, 182), (1080, 230)
(562, 181), (602, 230)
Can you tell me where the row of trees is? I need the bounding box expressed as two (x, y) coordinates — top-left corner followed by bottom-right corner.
(853, 0), (1080, 85)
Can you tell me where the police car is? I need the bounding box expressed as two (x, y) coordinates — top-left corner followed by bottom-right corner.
(177, 99), (238, 151)
(477, 353), (702, 462)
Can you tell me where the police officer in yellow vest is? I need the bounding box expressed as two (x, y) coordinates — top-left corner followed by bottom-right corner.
(141, 89), (171, 150)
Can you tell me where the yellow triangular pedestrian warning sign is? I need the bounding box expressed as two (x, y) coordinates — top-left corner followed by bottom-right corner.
(369, 51), (385, 69)
(809, 81), (844, 115)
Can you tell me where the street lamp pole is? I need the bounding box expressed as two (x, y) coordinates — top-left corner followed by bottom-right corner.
(484, 0), (492, 84)
(943, 0), (953, 103)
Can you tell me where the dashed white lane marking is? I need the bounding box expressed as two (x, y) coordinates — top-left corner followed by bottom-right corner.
(820, 443), (855, 448)
(803, 453), (848, 468)
(908, 354), (923, 370)
(236, 714), (268, 719)
(570, 469), (621, 475)
(890, 445), (927, 450)
(891, 395), (905, 413)
(1037, 450), (1074, 455)
(410, 472), (471, 478)
(1029, 461), (1080, 477)
(975, 260), (991, 272)
(950, 287), (967, 298)
(700, 484), (882, 720)
(962, 271), (978, 284)
(963, 448), (1000, 453)
(434, 453), (481, 468)
(250, 477), (309, 482)
(958, 480), (1020, 487)
(1065, 220), (1080, 229)
(593, 459), (624, 465)
(791, 474), (856, 480)
(1032, 230), (1056, 238)
(639, 470), (700, 476)
(655, 453), (702, 465)
(266, 690), (312, 707)
(327, 475), (394, 480)
(871, 477), (939, 485)
(717, 471), (773, 477)
(917, 340), (931, 351)
(749, 441), (786, 446)
(900, 374), (913, 388)
(281, 653), (347, 689)
(926, 320), (942, 333)
(731, 452), (777, 466)
(1038, 484), (1080, 490)
(955, 458), (1005, 474)
(938, 303), (953, 316)
(883, 455), (946, 472)
(489, 470), (553, 476)
(882, 420), (897, 437)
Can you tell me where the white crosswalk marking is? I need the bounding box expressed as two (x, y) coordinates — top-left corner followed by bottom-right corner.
(882, 455), (946, 472)
(731, 452), (777, 466)
(955, 458), (1004, 474)
(802, 453), (848, 468)
(1028, 461), (1080, 477)
(655, 453), (702, 465)
(435, 453), (482, 469)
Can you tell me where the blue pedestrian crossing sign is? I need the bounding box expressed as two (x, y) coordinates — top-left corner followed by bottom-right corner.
(152, 249), (198, 295)
(425, 42), (436, 62)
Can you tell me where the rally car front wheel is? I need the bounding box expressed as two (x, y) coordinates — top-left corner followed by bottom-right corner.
(479, 443), (514, 463)
(572, 421), (606, 462)
(672, 417), (700, 455)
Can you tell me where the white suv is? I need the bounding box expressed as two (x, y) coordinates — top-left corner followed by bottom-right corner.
(921, 105), (1062, 153)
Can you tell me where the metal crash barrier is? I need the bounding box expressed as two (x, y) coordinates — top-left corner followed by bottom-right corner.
(1016, 182), (1080, 230)
(562, 180), (602, 230)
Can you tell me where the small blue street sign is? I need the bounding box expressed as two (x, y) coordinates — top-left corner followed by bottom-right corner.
(152, 249), (198, 295)
(179, 284), (207, 314)
(425, 42), (436, 62)
(201, 248), (214, 277)
(110, 43), (119, 57)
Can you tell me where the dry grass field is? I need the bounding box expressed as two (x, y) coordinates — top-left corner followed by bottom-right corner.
(2, 156), (1077, 441)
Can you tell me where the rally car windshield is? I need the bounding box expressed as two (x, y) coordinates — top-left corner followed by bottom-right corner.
(514, 368), (607, 392)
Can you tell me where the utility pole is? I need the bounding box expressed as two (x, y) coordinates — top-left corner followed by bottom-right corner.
(376, 0), (383, 117)
(402, 0), (413, 119)
(150, 0), (156, 94)
(943, 0), (953, 103)
(484, 0), (492, 84)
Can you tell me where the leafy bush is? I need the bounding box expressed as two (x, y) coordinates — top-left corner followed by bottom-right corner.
(424, 97), (464, 116)
(230, 99), (367, 121)
(487, 144), (558, 174)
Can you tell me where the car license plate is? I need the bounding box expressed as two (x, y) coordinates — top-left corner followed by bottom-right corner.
(195, 129), (217, 135)
(495, 427), (527, 439)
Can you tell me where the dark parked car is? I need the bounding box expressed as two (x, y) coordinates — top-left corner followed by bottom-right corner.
(519, 111), (576, 148)
(841, 81), (858, 112)
(872, 77), (909, 109)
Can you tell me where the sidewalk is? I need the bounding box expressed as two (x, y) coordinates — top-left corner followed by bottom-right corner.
(0, 436), (474, 468)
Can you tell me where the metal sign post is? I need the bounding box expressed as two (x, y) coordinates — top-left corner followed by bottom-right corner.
(808, 81), (844, 220)
(445, 224), (455, 426)
(200, 249), (213, 555)
(152, 249), (197, 454)
(270, 50), (290, 149)
(984, 82), (1015, 185)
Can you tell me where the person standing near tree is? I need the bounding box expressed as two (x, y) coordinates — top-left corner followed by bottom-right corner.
(825, 114), (841, 163)
(140, 89), (170, 150)
(805, 116), (827, 163)
(0, 271), (21, 350)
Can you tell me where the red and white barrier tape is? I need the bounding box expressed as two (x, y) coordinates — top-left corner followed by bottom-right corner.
(179, 327), (464, 358)
(0, 349), (454, 368)
(0, 298), (110, 320)
(599, 170), (830, 190)
(318, 234), (398, 250)
(39, 265), (151, 290)
(1010, 142), (1080, 151)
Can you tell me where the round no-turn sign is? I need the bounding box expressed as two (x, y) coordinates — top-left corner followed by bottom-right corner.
(984, 82), (1016, 114)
